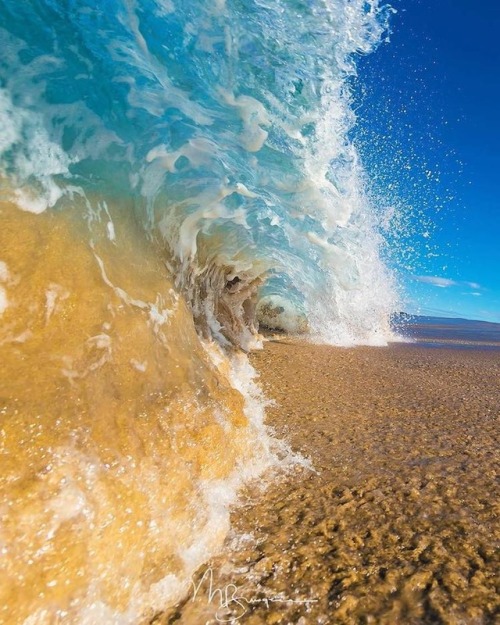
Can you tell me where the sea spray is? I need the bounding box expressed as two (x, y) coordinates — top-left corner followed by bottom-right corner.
(0, 0), (397, 622)
(0, 0), (398, 346)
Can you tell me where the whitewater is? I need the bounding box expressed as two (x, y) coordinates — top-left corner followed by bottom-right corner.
(0, 1), (399, 623)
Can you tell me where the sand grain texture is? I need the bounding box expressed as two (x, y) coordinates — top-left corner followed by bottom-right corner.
(161, 341), (499, 625)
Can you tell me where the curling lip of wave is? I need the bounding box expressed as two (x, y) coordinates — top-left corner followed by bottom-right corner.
(0, 0), (398, 347)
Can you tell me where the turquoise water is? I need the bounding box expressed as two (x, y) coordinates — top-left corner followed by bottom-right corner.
(0, 0), (397, 346)
(0, 2), (400, 623)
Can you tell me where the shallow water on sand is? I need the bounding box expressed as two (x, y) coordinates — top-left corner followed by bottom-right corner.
(162, 341), (499, 624)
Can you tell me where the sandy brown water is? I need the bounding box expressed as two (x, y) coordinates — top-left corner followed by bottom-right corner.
(0, 200), (267, 624)
(162, 339), (499, 625)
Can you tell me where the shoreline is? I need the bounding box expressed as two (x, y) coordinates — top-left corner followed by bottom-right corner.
(161, 339), (499, 624)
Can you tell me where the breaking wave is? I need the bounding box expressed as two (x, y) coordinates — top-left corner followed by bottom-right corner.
(0, 1), (398, 623)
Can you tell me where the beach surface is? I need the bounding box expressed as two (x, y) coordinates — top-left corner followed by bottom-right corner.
(162, 339), (499, 625)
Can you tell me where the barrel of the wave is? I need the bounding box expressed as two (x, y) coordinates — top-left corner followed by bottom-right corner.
(0, 0), (397, 622)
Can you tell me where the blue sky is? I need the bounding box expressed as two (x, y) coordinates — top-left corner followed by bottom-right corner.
(356, 0), (500, 322)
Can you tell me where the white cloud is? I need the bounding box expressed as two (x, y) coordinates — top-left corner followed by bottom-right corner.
(414, 275), (482, 290)
(414, 275), (458, 288)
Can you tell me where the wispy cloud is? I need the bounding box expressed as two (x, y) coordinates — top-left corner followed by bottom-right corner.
(414, 275), (482, 290)
(414, 275), (457, 288)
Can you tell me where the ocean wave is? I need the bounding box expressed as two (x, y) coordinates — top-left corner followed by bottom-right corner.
(0, 0), (398, 622)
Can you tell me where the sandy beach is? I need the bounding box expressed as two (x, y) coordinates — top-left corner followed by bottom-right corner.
(162, 339), (499, 625)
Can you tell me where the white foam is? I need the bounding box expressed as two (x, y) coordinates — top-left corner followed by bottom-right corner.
(106, 220), (116, 242)
(130, 359), (147, 372)
(220, 90), (270, 152)
(0, 260), (10, 283)
(44, 283), (70, 324)
(0, 86), (74, 213)
(0, 261), (10, 316)
(0, 286), (8, 316)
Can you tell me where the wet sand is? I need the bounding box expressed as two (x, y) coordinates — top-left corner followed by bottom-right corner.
(160, 340), (499, 625)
